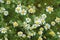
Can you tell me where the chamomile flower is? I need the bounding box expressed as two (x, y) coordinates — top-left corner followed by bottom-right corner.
(30, 24), (38, 30)
(0, 28), (7, 33)
(46, 6), (53, 14)
(25, 24), (30, 30)
(34, 19), (41, 26)
(15, 6), (22, 13)
(27, 32), (35, 37)
(0, 7), (5, 13)
(20, 9), (27, 15)
(49, 30), (56, 37)
(26, 18), (31, 23)
(57, 32), (60, 34)
(4, 11), (8, 16)
(39, 27), (44, 31)
(58, 35), (60, 38)
(55, 17), (60, 23)
(38, 37), (43, 40)
(44, 23), (50, 30)
(0, 0), (4, 3)
(41, 14), (47, 19)
(17, 31), (23, 36)
(28, 7), (36, 13)
(13, 22), (18, 27)
(6, 0), (11, 4)
(34, 17), (42, 26)
(41, 19), (46, 24)
(57, 32), (60, 38)
(51, 21), (56, 26)
(38, 31), (43, 35)
(22, 34), (26, 38)
(23, 22), (30, 29)
(44, 3), (47, 5)
(38, 4), (41, 7)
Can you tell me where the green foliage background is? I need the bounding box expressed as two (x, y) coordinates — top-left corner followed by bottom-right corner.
(0, 0), (60, 40)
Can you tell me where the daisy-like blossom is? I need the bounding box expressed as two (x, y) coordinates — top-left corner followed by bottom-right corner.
(0, 7), (5, 13)
(30, 24), (38, 30)
(26, 17), (31, 23)
(15, 6), (22, 13)
(20, 9), (27, 15)
(38, 4), (41, 7)
(57, 32), (60, 38)
(27, 31), (36, 37)
(22, 34), (26, 38)
(41, 14), (47, 19)
(4, 11), (8, 16)
(13, 22), (18, 27)
(0, 28), (7, 33)
(55, 17), (60, 23)
(25, 24), (30, 30)
(38, 37), (43, 40)
(57, 32), (60, 34)
(44, 23), (50, 30)
(0, 0), (4, 3)
(51, 21), (56, 26)
(17, 31), (23, 36)
(6, 0), (11, 4)
(41, 19), (46, 24)
(23, 22), (30, 29)
(28, 7), (36, 13)
(39, 27), (44, 31)
(34, 17), (42, 26)
(49, 30), (56, 37)
(38, 31), (43, 35)
(46, 6), (53, 14)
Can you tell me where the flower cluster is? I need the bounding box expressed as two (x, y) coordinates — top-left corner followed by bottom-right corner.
(0, 0), (60, 40)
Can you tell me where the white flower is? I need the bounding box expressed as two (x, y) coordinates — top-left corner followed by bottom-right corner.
(46, 6), (53, 14)
(0, 0), (4, 3)
(6, 0), (11, 4)
(23, 22), (30, 30)
(55, 17), (60, 23)
(57, 32), (60, 34)
(0, 7), (5, 13)
(51, 21), (56, 26)
(58, 35), (60, 38)
(15, 6), (21, 13)
(44, 23), (50, 30)
(44, 3), (47, 5)
(27, 32), (35, 37)
(13, 22), (18, 27)
(28, 7), (36, 13)
(20, 9), (27, 15)
(30, 24), (38, 30)
(34, 19), (41, 26)
(0, 28), (7, 33)
(26, 18), (31, 23)
(38, 31), (43, 35)
(22, 34), (26, 38)
(23, 22), (27, 26)
(17, 31), (23, 36)
(4, 11), (8, 16)
(41, 19), (46, 24)
(38, 37), (43, 40)
(25, 24), (30, 30)
(41, 14), (47, 19)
